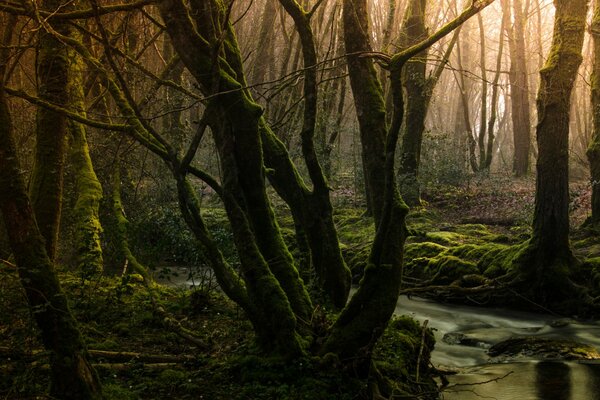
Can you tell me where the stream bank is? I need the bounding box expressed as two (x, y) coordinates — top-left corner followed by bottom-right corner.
(393, 296), (600, 399)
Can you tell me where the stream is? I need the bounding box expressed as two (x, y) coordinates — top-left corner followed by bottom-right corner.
(162, 269), (600, 399)
(395, 296), (600, 400)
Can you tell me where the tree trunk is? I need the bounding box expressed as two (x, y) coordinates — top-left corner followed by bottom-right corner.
(0, 78), (102, 400)
(397, 6), (460, 205)
(587, 0), (600, 225)
(342, 0), (387, 225)
(68, 34), (104, 278)
(503, 0), (532, 176)
(397, 0), (429, 206)
(483, 9), (507, 170)
(518, 0), (587, 305)
(29, 0), (71, 260)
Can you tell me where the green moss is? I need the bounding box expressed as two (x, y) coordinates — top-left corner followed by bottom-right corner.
(423, 231), (466, 246)
(102, 384), (137, 400)
(373, 316), (436, 395)
(404, 242), (447, 263)
(426, 256), (478, 284)
(480, 243), (525, 278)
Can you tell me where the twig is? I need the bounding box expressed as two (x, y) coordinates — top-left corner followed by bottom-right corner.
(415, 320), (429, 383)
(0, 258), (16, 269)
(444, 370), (514, 390)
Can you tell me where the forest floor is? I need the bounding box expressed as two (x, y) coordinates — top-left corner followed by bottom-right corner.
(2, 176), (600, 399)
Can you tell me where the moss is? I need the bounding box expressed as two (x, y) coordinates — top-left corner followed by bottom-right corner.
(426, 256), (479, 284)
(101, 384), (137, 400)
(404, 241), (447, 260)
(479, 243), (526, 278)
(423, 231), (466, 246)
(372, 316), (436, 396)
(488, 337), (600, 360)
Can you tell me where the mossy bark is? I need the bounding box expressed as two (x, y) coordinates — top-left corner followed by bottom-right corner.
(0, 87), (102, 399)
(517, 0), (587, 305)
(342, 0), (387, 225)
(29, 0), (71, 261)
(322, 58), (409, 371)
(397, 0), (429, 206)
(587, 0), (600, 225)
(112, 164), (151, 283)
(68, 38), (103, 278)
(274, 0), (351, 308)
(159, 0), (309, 355)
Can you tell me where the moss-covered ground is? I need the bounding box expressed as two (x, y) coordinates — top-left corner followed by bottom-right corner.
(0, 268), (436, 399)
(4, 177), (600, 398)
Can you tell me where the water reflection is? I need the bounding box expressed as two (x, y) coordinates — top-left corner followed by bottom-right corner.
(535, 362), (570, 400)
(584, 363), (600, 400)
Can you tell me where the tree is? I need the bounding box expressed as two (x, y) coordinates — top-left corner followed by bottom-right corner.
(502, 0), (532, 176)
(396, 0), (461, 205)
(587, 0), (600, 225)
(515, 0), (588, 305)
(0, 18), (102, 399)
(29, 0), (72, 260)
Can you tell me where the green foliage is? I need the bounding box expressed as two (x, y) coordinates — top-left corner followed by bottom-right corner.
(226, 355), (364, 400)
(131, 205), (237, 268)
(419, 130), (471, 187)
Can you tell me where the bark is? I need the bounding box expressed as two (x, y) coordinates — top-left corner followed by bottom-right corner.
(327, 0), (494, 369)
(397, 0), (429, 206)
(342, 0), (387, 225)
(503, 0), (532, 176)
(0, 81), (102, 400)
(278, 0), (351, 308)
(397, 2), (461, 206)
(158, 0), (308, 355)
(518, 0), (587, 304)
(69, 34), (104, 278)
(477, 12), (488, 170)
(483, 9), (507, 170)
(587, 0), (600, 224)
(29, 0), (71, 260)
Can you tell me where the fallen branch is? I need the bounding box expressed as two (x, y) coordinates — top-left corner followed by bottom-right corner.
(88, 349), (197, 363)
(92, 362), (180, 371)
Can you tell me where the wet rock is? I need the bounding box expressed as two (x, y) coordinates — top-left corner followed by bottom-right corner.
(548, 319), (571, 328)
(487, 337), (600, 361)
(442, 332), (490, 349)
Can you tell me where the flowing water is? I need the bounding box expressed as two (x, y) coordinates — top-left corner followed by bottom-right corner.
(164, 271), (600, 399)
(394, 296), (600, 399)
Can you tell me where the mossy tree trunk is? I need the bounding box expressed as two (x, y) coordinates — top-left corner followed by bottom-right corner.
(277, 0), (351, 308)
(68, 33), (104, 278)
(396, 0), (461, 206)
(587, 0), (600, 225)
(159, 0), (349, 310)
(29, 0), (71, 261)
(397, 0), (429, 206)
(326, 0), (493, 370)
(159, 0), (310, 355)
(342, 0), (388, 225)
(517, 0), (587, 305)
(0, 39), (102, 398)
